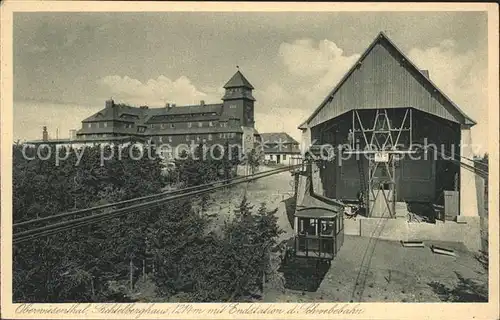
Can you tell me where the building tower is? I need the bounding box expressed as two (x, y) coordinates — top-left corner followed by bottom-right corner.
(221, 70), (256, 127)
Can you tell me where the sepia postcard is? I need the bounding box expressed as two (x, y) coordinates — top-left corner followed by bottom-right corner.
(1, 2), (499, 319)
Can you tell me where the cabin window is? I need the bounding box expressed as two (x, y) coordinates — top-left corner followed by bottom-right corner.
(320, 220), (334, 236)
(298, 218), (317, 236)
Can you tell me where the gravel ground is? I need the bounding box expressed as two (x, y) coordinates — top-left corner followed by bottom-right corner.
(202, 166), (488, 302)
(264, 235), (488, 302)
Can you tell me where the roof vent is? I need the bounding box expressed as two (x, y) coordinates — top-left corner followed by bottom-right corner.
(200, 100), (205, 106)
(105, 99), (115, 108)
(420, 69), (430, 79)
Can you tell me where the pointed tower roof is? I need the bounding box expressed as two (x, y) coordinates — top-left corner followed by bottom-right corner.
(223, 70), (254, 89)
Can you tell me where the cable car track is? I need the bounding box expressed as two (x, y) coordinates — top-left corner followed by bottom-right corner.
(13, 164), (301, 244)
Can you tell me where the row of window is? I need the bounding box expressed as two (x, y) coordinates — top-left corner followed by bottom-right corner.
(87, 121), (233, 130)
(86, 122), (109, 129)
(77, 133), (113, 139)
(154, 132), (238, 143)
(86, 122), (134, 129)
(151, 121), (229, 129)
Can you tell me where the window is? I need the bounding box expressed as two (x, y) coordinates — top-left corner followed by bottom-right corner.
(188, 122), (192, 128)
(283, 154), (287, 160)
(161, 124), (165, 129)
(170, 124), (175, 128)
(220, 122), (227, 128)
(186, 135), (190, 141)
(104, 122), (108, 128)
(159, 136), (163, 143)
(208, 134), (212, 141)
(168, 136), (172, 143)
(198, 122), (203, 128)
(87, 123), (92, 128)
(151, 124), (155, 129)
(320, 220), (334, 236)
(209, 121), (214, 127)
(196, 135), (200, 141)
(230, 104), (237, 109)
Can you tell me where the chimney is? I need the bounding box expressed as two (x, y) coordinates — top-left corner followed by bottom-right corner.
(165, 103), (170, 108)
(200, 100), (205, 107)
(69, 129), (76, 140)
(172, 103), (176, 108)
(105, 98), (115, 108)
(42, 126), (48, 141)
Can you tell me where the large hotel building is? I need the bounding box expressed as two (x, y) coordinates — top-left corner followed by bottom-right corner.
(36, 71), (262, 159)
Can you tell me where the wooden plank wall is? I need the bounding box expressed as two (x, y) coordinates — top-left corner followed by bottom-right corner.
(309, 39), (464, 128)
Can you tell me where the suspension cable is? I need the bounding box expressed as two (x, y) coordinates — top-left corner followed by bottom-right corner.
(13, 165), (300, 244)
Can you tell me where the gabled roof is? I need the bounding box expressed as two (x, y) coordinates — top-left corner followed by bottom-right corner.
(299, 31), (476, 129)
(259, 132), (299, 144)
(223, 70), (254, 89)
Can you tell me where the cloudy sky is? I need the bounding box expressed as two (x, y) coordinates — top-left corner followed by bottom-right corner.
(13, 11), (488, 153)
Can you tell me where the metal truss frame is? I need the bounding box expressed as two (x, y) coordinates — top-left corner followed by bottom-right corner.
(351, 108), (413, 218)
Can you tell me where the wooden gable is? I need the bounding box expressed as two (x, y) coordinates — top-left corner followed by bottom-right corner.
(306, 33), (476, 128)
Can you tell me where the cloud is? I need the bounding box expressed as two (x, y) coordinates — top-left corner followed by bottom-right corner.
(97, 75), (218, 106)
(25, 44), (48, 53)
(256, 38), (360, 135)
(408, 39), (488, 153)
(279, 39), (358, 79)
(256, 37), (487, 153)
(14, 101), (101, 142)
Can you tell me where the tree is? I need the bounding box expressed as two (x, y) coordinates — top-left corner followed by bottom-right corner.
(13, 142), (281, 303)
(247, 148), (261, 175)
(13, 143), (172, 302)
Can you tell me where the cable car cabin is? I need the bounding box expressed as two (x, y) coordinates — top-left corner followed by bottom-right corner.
(293, 206), (344, 262)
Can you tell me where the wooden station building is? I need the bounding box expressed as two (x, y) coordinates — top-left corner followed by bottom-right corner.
(298, 32), (479, 220)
